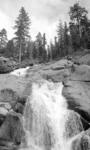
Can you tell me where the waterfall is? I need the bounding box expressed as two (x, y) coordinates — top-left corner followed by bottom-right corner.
(21, 80), (83, 150)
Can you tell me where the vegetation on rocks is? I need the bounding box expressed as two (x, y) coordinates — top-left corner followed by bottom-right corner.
(0, 57), (17, 73)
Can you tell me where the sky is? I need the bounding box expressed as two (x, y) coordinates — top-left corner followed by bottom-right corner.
(0, 0), (90, 43)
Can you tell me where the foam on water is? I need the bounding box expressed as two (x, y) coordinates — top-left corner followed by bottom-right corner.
(22, 81), (67, 150)
(10, 66), (29, 77)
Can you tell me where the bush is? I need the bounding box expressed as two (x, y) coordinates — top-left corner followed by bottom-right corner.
(0, 57), (17, 73)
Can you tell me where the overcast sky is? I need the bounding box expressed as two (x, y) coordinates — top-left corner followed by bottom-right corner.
(0, 0), (90, 43)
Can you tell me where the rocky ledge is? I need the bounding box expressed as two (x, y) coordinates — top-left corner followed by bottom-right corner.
(0, 89), (26, 150)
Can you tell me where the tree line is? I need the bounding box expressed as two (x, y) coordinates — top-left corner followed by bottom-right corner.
(0, 2), (90, 64)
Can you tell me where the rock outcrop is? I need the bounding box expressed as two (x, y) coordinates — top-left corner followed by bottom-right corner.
(0, 111), (24, 150)
(0, 88), (26, 149)
(63, 64), (90, 125)
(71, 129), (90, 150)
(64, 110), (83, 140)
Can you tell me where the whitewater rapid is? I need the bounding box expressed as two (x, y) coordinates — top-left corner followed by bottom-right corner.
(21, 80), (83, 150)
(10, 66), (29, 77)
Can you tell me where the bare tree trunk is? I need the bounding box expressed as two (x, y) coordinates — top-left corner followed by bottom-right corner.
(50, 49), (52, 61)
(19, 42), (22, 68)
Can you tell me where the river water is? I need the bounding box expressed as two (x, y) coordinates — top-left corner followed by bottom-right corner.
(10, 66), (30, 77)
(19, 80), (83, 150)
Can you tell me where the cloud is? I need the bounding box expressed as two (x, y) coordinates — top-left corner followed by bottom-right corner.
(31, 16), (58, 43)
(0, 0), (90, 42)
(29, 0), (70, 23)
(0, 10), (14, 39)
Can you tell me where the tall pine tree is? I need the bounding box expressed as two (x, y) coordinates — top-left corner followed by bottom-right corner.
(14, 7), (31, 65)
(0, 28), (8, 49)
(57, 20), (64, 57)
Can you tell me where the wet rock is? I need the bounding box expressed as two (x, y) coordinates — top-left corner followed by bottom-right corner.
(71, 131), (90, 150)
(71, 135), (82, 150)
(0, 112), (24, 147)
(17, 96), (26, 106)
(85, 128), (90, 136)
(13, 102), (24, 114)
(0, 115), (6, 126)
(80, 134), (90, 150)
(64, 110), (83, 140)
(13, 96), (27, 114)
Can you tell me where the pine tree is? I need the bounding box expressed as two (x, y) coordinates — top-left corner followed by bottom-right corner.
(35, 32), (43, 62)
(7, 39), (15, 57)
(42, 33), (47, 49)
(69, 2), (88, 50)
(50, 41), (54, 60)
(57, 20), (64, 57)
(14, 7), (31, 65)
(0, 28), (8, 49)
(54, 36), (58, 58)
(69, 2), (88, 37)
(47, 45), (50, 61)
(32, 42), (38, 60)
(42, 33), (47, 62)
(63, 22), (69, 55)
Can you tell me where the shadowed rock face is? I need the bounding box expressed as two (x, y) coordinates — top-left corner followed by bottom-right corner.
(0, 88), (26, 150)
(60, 62), (90, 150)
(62, 64), (90, 129)
(0, 115), (6, 126)
(71, 131), (90, 150)
(0, 57), (16, 74)
(13, 102), (24, 114)
(81, 134), (90, 150)
(0, 113), (24, 146)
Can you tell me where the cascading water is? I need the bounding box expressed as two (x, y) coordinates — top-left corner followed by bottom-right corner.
(21, 80), (83, 150)
(10, 66), (29, 76)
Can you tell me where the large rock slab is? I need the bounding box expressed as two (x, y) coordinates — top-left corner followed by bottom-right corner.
(63, 64), (90, 122)
(70, 64), (90, 81)
(79, 54), (90, 66)
(42, 68), (70, 82)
